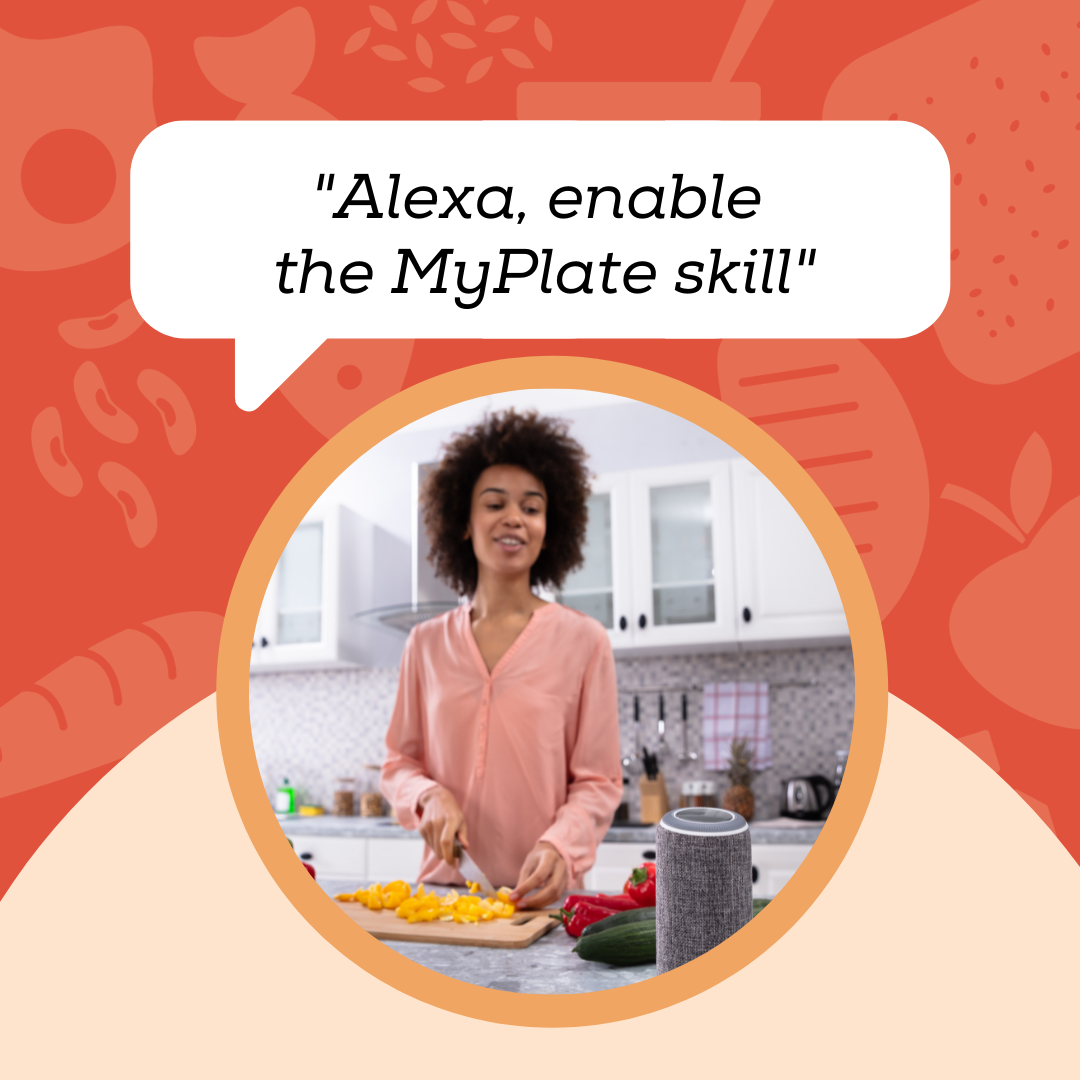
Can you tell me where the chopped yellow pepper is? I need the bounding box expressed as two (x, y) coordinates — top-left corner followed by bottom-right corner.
(335, 881), (516, 919)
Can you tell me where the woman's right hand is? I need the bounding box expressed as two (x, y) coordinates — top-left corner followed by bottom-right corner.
(417, 786), (467, 866)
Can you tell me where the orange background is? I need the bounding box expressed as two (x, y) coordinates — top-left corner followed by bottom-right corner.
(1, 0), (1078, 1048)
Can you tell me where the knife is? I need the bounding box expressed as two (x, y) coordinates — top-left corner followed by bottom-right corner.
(452, 838), (497, 898)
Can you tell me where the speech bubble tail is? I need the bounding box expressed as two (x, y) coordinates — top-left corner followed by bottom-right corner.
(234, 328), (327, 412)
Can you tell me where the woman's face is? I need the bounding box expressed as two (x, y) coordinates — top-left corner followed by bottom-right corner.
(466, 464), (547, 581)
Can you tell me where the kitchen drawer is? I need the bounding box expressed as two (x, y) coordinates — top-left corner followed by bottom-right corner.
(583, 841), (657, 892)
(750, 843), (812, 900)
(367, 837), (423, 882)
(282, 835), (367, 878)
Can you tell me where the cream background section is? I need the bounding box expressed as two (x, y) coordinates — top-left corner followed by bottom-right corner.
(0, 693), (1076, 1077)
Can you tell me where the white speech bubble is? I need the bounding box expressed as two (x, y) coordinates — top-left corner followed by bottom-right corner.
(130, 121), (949, 411)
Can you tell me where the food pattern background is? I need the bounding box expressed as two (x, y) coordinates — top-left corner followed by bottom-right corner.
(1, 0), (1077, 900)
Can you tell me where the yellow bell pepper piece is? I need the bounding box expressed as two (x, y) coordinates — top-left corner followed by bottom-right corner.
(334, 893), (355, 902)
(366, 884), (384, 911)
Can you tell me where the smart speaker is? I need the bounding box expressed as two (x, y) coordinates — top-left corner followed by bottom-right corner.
(656, 807), (752, 974)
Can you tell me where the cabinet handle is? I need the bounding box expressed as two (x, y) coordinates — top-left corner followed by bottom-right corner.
(638, 614), (647, 629)
(260, 636), (270, 647)
(299, 853), (313, 861)
(619, 616), (627, 631)
(742, 607), (752, 623)
(642, 849), (656, 859)
(752, 865), (758, 884)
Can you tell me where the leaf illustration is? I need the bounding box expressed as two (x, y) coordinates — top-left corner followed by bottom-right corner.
(412, 0), (437, 23)
(447, 1), (475, 25)
(940, 484), (1025, 543)
(415, 33), (433, 68)
(534, 17), (552, 51)
(442, 33), (477, 48)
(372, 44), (408, 60)
(466, 56), (493, 83)
(409, 77), (445, 92)
(485, 15), (518, 32)
(370, 5), (398, 31)
(501, 47), (533, 68)
(344, 28), (371, 54)
(1010, 432), (1052, 534)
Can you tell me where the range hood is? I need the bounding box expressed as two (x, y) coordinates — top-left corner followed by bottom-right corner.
(351, 462), (462, 635)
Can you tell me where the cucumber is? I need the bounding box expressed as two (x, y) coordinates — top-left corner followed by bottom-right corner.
(579, 906), (656, 938)
(572, 921), (656, 966)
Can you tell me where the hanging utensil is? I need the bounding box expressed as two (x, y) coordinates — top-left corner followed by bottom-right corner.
(677, 692), (699, 762)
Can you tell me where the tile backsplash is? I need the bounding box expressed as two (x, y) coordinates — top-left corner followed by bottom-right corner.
(250, 644), (854, 823)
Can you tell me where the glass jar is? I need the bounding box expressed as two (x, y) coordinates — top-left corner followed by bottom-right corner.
(332, 777), (355, 817)
(360, 764), (384, 817)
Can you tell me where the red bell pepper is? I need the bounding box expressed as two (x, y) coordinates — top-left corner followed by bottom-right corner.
(563, 892), (640, 913)
(559, 899), (622, 938)
(622, 862), (656, 906)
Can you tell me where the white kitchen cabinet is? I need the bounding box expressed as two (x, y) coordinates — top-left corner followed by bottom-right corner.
(582, 841), (657, 892)
(731, 462), (848, 647)
(560, 458), (845, 656)
(556, 472), (632, 636)
(628, 462), (737, 651)
(251, 503), (409, 672)
(750, 843), (813, 900)
(279, 831), (423, 883)
(284, 835), (368, 879)
(367, 838), (424, 882)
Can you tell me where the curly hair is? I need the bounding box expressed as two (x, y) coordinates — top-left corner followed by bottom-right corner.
(422, 409), (591, 595)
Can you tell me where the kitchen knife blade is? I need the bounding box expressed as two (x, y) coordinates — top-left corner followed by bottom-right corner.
(453, 839), (497, 898)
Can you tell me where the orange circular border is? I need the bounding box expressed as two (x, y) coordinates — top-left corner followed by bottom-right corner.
(217, 356), (887, 1026)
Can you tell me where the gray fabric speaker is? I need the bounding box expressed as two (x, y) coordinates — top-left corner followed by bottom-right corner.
(656, 807), (752, 974)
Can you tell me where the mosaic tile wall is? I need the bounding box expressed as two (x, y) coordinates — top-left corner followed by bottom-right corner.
(249, 644), (855, 822)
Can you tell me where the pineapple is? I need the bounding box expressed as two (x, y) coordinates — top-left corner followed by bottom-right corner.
(721, 737), (756, 822)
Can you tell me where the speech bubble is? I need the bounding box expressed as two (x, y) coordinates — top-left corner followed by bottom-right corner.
(130, 121), (949, 411)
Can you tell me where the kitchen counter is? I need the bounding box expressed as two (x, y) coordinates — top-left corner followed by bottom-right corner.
(316, 877), (656, 993)
(278, 814), (825, 846)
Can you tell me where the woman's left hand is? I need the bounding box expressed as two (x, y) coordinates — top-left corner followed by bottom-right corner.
(509, 842), (567, 910)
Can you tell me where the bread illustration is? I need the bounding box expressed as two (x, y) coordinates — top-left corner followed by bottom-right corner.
(0, 612), (223, 800)
(823, 0), (1078, 383)
(717, 339), (928, 621)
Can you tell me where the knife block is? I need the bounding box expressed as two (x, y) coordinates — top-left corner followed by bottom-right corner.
(639, 773), (670, 824)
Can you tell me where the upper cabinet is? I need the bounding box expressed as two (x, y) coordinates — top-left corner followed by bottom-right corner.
(560, 460), (848, 655)
(731, 461), (848, 647)
(251, 504), (410, 672)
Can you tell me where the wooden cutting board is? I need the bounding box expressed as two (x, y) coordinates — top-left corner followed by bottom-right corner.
(334, 902), (560, 948)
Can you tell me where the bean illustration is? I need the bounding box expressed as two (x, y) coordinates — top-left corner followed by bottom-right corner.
(73, 360), (138, 443)
(57, 298), (143, 349)
(136, 368), (196, 455)
(30, 407), (83, 496)
(98, 461), (157, 547)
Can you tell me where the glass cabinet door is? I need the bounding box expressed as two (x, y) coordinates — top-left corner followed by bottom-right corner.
(649, 481), (715, 626)
(276, 521), (324, 644)
(558, 491), (615, 628)
(629, 462), (736, 647)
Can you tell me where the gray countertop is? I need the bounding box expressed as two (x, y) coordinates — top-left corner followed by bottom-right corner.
(278, 814), (825, 846)
(317, 876), (656, 993)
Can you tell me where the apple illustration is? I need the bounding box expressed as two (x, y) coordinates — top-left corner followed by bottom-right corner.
(945, 433), (1079, 728)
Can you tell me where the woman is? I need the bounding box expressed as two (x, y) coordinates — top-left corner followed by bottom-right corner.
(380, 409), (623, 910)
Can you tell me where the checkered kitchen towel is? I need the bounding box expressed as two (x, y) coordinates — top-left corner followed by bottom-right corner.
(702, 682), (772, 771)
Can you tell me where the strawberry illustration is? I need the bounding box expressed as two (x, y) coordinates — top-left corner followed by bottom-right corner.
(823, 0), (1078, 384)
(944, 433), (1078, 728)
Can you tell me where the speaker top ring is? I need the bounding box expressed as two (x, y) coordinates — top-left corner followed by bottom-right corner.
(659, 807), (749, 836)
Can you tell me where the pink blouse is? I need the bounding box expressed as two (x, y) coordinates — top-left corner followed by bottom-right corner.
(380, 602), (623, 890)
